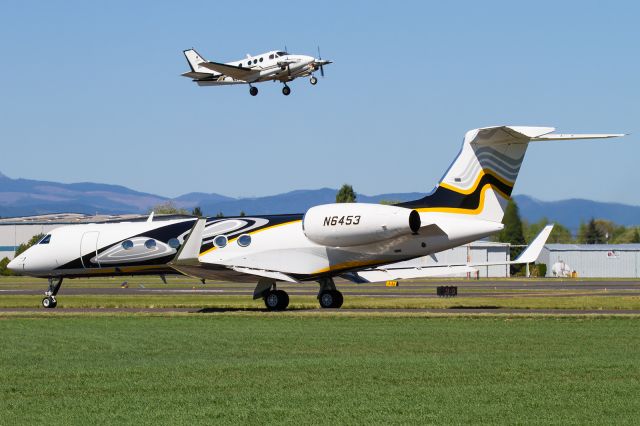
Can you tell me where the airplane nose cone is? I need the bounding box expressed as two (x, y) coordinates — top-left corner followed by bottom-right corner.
(7, 256), (22, 272)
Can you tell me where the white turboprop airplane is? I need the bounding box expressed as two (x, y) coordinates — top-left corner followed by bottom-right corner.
(9, 126), (622, 310)
(181, 48), (331, 96)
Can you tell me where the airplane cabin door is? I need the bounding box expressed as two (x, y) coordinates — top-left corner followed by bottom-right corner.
(80, 231), (101, 268)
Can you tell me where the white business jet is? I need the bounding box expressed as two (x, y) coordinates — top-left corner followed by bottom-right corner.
(9, 126), (622, 310)
(181, 48), (331, 96)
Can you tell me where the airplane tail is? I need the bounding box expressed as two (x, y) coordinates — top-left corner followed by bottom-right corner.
(182, 49), (218, 76)
(398, 126), (623, 223)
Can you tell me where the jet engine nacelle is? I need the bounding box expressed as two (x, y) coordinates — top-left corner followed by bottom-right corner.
(303, 203), (421, 247)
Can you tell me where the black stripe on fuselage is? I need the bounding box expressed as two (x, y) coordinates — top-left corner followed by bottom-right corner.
(397, 173), (513, 210)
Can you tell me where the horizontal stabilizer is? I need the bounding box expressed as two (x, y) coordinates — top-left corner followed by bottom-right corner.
(532, 133), (626, 141)
(181, 71), (215, 79)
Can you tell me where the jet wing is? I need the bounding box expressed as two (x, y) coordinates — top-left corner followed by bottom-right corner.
(197, 61), (256, 81)
(345, 225), (554, 283)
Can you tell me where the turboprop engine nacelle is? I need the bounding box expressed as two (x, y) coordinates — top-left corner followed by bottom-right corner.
(303, 203), (421, 247)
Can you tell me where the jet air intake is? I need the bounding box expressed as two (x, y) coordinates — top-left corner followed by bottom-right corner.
(303, 203), (421, 247)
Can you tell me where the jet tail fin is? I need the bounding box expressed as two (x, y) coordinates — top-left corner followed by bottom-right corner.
(398, 126), (624, 223)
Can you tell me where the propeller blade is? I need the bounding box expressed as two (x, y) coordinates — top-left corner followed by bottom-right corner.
(317, 45), (322, 59)
(320, 64), (325, 77)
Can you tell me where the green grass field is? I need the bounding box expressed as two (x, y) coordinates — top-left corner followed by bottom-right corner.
(1, 315), (639, 425)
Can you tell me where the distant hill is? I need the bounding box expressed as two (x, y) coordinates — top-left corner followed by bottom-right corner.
(0, 171), (638, 228)
(513, 195), (640, 230)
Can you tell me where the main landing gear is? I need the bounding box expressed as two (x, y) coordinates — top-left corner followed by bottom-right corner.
(310, 76), (318, 85)
(254, 278), (289, 311)
(317, 277), (343, 309)
(282, 85), (291, 96)
(42, 277), (63, 309)
(249, 85), (258, 96)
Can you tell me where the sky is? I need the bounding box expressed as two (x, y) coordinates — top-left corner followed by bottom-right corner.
(1, 0), (638, 203)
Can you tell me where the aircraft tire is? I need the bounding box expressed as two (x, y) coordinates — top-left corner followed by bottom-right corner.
(264, 290), (289, 311)
(310, 76), (318, 85)
(42, 297), (57, 309)
(250, 86), (258, 96)
(282, 86), (291, 96)
(319, 290), (343, 309)
(275, 290), (289, 310)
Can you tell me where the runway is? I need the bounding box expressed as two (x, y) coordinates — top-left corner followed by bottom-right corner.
(2, 278), (639, 315)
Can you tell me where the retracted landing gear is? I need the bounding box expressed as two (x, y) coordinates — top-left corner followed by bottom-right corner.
(317, 277), (343, 309)
(282, 85), (291, 96)
(310, 76), (318, 85)
(42, 277), (63, 309)
(249, 85), (258, 96)
(253, 278), (289, 311)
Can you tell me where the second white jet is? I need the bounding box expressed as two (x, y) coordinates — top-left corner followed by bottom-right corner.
(181, 48), (332, 96)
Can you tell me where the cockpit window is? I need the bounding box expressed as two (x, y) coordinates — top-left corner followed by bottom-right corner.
(276, 51), (288, 56)
(39, 234), (51, 245)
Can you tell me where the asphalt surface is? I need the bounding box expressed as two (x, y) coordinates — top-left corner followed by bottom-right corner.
(2, 279), (639, 315)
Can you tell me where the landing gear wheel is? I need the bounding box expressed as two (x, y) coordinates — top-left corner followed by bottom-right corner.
(264, 289), (289, 311)
(249, 86), (258, 96)
(282, 85), (291, 96)
(319, 290), (343, 309)
(310, 76), (318, 85)
(42, 296), (57, 309)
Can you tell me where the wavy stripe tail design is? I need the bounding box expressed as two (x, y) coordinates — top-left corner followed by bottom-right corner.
(398, 126), (552, 222)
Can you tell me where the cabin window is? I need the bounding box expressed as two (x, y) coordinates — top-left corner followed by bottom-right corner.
(269, 54), (274, 60)
(145, 239), (156, 249)
(122, 240), (134, 250)
(247, 61), (251, 66)
(214, 235), (227, 248)
(39, 234), (51, 245)
(237, 234), (252, 247)
(259, 57), (263, 62)
(276, 51), (287, 56)
(168, 238), (180, 249)
(253, 59), (257, 64)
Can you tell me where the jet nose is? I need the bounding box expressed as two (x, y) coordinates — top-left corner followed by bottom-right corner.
(7, 256), (23, 272)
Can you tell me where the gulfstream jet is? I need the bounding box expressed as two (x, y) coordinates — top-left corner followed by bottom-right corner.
(9, 126), (623, 310)
(181, 48), (331, 96)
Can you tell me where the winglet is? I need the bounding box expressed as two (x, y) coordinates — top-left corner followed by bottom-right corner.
(514, 224), (554, 263)
(171, 218), (206, 266)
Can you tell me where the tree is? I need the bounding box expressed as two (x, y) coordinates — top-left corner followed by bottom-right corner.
(0, 257), (14, 276)
(15, 233), (45, 257)
(496, 200), (526, 275)
(150, 201), (188, 215)
(579, 218), (605, 244)
(336, 184), (356, 203)
(192, 206), (203, 217)
(215, 212), (224, 218)
(524, 217), (573, 244)
(379, 200), (400, 206)
(239, 211), (246, 217)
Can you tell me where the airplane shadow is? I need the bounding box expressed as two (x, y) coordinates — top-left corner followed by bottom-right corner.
(196, 307), (270, 313)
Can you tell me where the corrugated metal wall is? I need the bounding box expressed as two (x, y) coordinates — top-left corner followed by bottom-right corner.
(542, 247), (640, 278)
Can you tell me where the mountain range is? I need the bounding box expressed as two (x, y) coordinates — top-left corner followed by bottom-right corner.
(0, 171), (638, 229)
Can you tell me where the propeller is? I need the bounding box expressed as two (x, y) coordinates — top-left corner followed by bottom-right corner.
(317, 46), (325, 77)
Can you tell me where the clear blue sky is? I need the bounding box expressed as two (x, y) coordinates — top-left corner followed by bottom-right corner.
(1, 0), (638, 203)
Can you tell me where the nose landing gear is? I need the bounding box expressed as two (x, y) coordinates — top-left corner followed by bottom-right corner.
(249, 85), (258, 96)
(310, 76), (318, 85)
(42, 277), (63, 309)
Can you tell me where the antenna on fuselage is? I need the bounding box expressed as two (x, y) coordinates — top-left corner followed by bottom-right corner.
(147, 211), (154, 222)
